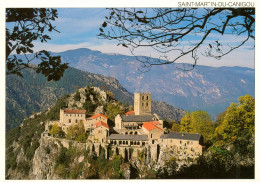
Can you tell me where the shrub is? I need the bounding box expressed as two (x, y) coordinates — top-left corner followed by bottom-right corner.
(74, 91), (81, 101)
(112, 155), (123, 172)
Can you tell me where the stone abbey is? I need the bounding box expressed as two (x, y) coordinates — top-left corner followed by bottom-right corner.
(43, 92), (203, 161)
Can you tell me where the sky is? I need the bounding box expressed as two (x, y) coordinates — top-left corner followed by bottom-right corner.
(24, 8), (255, 69)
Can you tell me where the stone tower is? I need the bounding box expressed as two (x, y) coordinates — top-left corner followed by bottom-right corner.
(134, 93), (152, 115)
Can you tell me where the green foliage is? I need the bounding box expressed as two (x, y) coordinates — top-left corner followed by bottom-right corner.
(5, 98), (66, 174)
(74, 90), (81, 101)
(214, 95), (255, 157)
(83, 101), (97, 114)
(6, 8), (68, 80)
(145, 169), (157, 179)
(76, 134), (86, 143)
(171, 122), (181, 132)
(16, 161), (30, 176)
(55, 145), (85, 178)
(49, 123), (64, 138)
(6, 127), (20, 147)
(106, 101), (124, 120)
(26, 140), (40, 160)
(215, 110), (227, 128)
(137, 150), (145, 162)
(112, 155), (123, 172)
(46, 95), (69, 120)
(66, 121), (86, 141)
(180, 110), (214, 144)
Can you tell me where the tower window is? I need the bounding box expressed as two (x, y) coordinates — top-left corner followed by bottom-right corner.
(147, 96), (149, 100)
(146, 103), (148, 106)
(69, 119), (71, 123)
(142, 96), (144, 100)
(142, 102), (144, 106)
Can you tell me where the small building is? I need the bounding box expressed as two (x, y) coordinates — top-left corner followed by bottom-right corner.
(91, 121), (110, 143)
(84, 113), (108, 131)
(59, 109), (86, 132)
(160, 132), (203, 157)
(142, 122), (164, 144)
(90, 113), (108, 123)
(60, 109), (86, 124)
(114, 114), (160, 130)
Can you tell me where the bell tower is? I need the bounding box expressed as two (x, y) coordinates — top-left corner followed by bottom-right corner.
(134, 93), (152, 115)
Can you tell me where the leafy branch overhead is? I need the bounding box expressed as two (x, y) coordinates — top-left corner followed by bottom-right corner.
(98, 8), (255, 71)
(6, 8), (68, 81)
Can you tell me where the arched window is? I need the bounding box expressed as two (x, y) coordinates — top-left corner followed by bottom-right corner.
(142, 102), (144, 106)
(142, 96), (144, 100)
(147, 95), (149, 100)
(134, 131), (138, 135)
(69, 119), (71, 123)
(125, 132), (128, 134)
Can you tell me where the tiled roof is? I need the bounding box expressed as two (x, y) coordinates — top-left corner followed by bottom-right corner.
(121, 115), (156, 122)
(142, 122), (164, 131)
(108, 134), (148, 141)
(160, 132), (202, 141)
(94, 121), (109, 129)
(64, 109), (86, 114)
(91, 113), (108, 119)
(125, 110), (135, 115)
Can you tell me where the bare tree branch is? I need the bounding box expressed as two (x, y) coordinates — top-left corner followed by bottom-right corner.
(98, 8), (255, 71)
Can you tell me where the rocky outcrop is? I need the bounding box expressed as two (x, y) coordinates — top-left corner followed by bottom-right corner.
(31, 136), (88, 179)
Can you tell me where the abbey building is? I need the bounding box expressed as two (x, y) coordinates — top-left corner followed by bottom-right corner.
(44, 92), (203, 161)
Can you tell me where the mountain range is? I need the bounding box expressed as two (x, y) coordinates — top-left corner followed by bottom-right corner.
(51, 48), (255, 118)
(6, 67), (185, 131)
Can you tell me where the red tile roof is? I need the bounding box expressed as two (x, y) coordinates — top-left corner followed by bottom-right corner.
(94, 121), (109, 129)
(142, 122), (164, 131)
(91, 113), (108, 119)
(64, 109), (86, 114)
(125, 110), (135, 115)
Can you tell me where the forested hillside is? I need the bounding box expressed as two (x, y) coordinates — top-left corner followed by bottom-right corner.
(6, 66), (185, 131)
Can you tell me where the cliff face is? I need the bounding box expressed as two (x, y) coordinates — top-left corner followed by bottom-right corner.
(32, 137), (87, 179)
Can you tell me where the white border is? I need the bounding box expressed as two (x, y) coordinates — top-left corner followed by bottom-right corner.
(0, 0), (258, 181)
